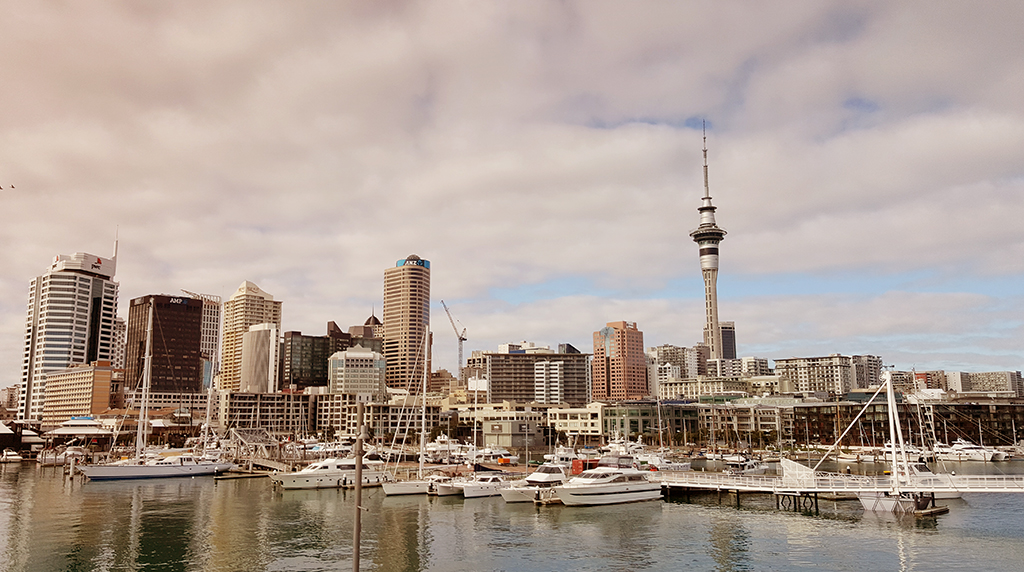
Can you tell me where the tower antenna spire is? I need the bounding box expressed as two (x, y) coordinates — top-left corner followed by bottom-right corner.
(702, 120), (710, 200)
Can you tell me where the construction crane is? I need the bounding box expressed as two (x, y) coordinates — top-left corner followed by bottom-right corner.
(440, 300), (467, 384)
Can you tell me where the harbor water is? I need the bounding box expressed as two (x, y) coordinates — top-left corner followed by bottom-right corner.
(3, 461), (1024, 571)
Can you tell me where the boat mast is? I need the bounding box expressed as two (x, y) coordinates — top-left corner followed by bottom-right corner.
(418, 330), (428, 480)
(134, 302), (154, 462)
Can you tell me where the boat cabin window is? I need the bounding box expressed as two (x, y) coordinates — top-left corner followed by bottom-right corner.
(597, 455), (633, 469)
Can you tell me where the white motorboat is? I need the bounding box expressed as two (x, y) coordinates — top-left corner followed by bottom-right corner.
(724, 458), (767, 475)
(80, 453), (234, 480)
(269, 457), (390, 490)
(383, 473), (454, 496)
(634, 451), (691, 472)
(0, 449), (24, 463)
(554, 455), (662, 506)
(500, 463), (570, 503)
(933, 439), (995, 462)
(432, 475), (468, 496)
(458, 473), (509, 498)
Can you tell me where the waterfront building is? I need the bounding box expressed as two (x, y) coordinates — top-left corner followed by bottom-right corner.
(239, 324), (279, 394)
(482, 349), (590, 406)
(546, 402), (604, 441)
(220, 281), (282, 392)
(690, 130), (728, 361)
(280, 323), (353, 392)
(774, 354), (853, 396)
(658, 376), (750, 401)
(125, 295), (204, 394)
(592, 321), (648, 401)
(20, 250), (119, 421)
(40, 361), (118, 429)
(383, 255), (430, 392)
(601, 401), (697, 440)
(327, 345), (387, 400)
(219, 392), (313, 436)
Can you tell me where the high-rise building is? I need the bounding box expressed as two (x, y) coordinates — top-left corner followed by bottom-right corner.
(592, 321), (648, 400)
(182, 290), (222, 387)
(220, 281), (282, 392)
(125, 295), (204, 394)
(280, 322), (353, 392)
(690, 128), (728, 360)
(383, 255), (430, 391)
(719, 321), (736, 360)
(20, 250), (119, 421)
(239, 323), (280, 393)
(112, 317), (127, 370)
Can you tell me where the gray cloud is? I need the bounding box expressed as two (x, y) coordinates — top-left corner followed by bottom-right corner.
(2, 1), (1022, 387)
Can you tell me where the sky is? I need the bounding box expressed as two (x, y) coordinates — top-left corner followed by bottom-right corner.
(1, 1), (1023, 389)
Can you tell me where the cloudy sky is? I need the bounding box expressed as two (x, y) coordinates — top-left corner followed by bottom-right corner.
(2, 1), (1022, 388)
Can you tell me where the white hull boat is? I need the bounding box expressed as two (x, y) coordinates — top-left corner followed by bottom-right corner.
(80, 454), (234, 480)
(383, 474), (452, 496)
(0, 449), (24, 463)
(554, 455), (662, 506)
(458, 474), (508, 498)
(269, 457), (390, 490)
(500, 463), (569, 503)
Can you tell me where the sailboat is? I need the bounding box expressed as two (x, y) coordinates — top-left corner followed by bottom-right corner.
(79, 301), (235, 481)
(382, 330), (435, 495)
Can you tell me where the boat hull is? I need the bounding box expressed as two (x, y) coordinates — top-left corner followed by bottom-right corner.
(80, 462), (234, 480)
(382, 480), (430, 496)
(555, 483), (662, 506)
(270, 469), (389, 490)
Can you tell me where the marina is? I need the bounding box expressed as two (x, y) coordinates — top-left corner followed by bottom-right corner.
(4, 461), (1024, 571)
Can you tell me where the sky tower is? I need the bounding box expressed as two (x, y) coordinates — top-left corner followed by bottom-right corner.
(689, 124), (727, 360)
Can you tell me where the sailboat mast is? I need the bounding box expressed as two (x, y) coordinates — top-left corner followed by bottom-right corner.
(418, 330), (427, 479)
(134, 302), (154, 461)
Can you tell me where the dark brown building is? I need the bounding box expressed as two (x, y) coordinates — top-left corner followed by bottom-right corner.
(279, 322), (353, 392)
(125, 295), (204, 393)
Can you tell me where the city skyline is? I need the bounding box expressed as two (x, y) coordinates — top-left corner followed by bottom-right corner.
(1, 3), (1022, 388)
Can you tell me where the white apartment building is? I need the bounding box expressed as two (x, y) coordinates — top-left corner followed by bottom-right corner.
(773, 354), (853, 395)
(20, 251), (119, 421)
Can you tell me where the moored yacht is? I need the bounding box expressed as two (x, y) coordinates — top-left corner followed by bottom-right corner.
(553, 455), (662, 506)
(269, 457), (390, 490)
(500, 462), (570, 503)
(458, 473), (509, 498)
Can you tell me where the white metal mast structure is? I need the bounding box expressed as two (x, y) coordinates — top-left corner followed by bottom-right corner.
(440, 300), (467, 385)
(689, 122), (728, 360)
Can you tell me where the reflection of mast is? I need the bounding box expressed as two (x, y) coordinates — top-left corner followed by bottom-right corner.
(689, 122), (727, 360)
